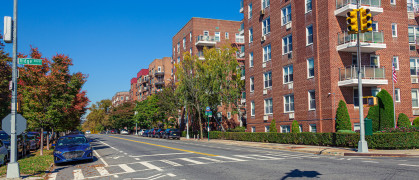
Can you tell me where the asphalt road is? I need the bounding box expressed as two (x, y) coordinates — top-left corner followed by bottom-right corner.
(47, 134), (419, 180)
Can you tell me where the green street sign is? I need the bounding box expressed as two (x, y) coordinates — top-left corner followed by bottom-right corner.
(18, 58), (42, 65)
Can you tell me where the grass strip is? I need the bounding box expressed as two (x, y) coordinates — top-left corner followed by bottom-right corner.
(0, 149), (54, 177)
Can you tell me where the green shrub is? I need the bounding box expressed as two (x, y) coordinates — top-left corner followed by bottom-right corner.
(291, 120), (300, 133)
(397, 113), (411, 128)
(367, 105), (380, 132)
(413, 117), (419, 126)
(337, 130), (356, 133)
(376, 90), (394, 130)
(336, 100), (351, 131)
(270, 119), (277, 133)
(227, 126), (246, 132)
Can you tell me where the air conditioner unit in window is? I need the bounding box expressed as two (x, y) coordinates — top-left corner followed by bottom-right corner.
(261, 35), (266, 42)
(288, 83), (293, 89)
(263, 89), (267, 95)
(263, 115), (268, 121)
(260, 9), (265, 16)
(289, 113), (295, 120)
(262, 62), (266, 68)
(285, 22), (292, 30)
(287, 52), (292, 59)
(412, 77), (418, 84)
(413, 109), (419, 116)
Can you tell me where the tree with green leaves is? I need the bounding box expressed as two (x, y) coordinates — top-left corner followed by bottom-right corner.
(109, 101), (136, 129)
(84, 99), (112, 132)
(367, 105), (380, 132)
(291, 120), (300, 133)
(0, 31), (12, 121)
(156, 84), (181, 128)
(414, 117), (419, 127)
(270, 119), (277, 133)
(397, 113), (411, 128)
(376, 90), (394, 130)
(335, 100), (351, 131)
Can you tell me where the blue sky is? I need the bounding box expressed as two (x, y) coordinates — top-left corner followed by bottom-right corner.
(0, 0), (242, 108)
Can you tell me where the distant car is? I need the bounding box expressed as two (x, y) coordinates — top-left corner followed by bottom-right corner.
(27, 134), (40, 150)
(85, 131), (91, 134)
(165, 129), (180, 140)
(142, 130), (149, 137)
(53, 134), (93, 165)
(148, 129), (158, 137)
(154, 129), (166, 138)
(68, 130), (84, 135)
(120, 129), (129, 135)
(138, 129), (146, 136)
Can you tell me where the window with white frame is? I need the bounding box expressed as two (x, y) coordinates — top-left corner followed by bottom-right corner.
(370, 55), (380, 67)
(177, 57), (180, 63)
(248, 3), (252, 19)
(283, 65), (293, 84)
(306, 25), (313, 45)
(354, 88), (359, 107)
(281, 125), (290, 133)
(309, 90), (316, 110)
(251, 101), (255, 116)
(392, 23), (397, 37)
(190, 32), (192, 42)
(265, 98), (273, 115)
(121, 97), (124, 100)
(262, 0), (270, 9)
(227, 112), (231, 119)
(372, 21), (378, 32)
(408, 0), (415, 11)
(265, 126), (270, 132)
(306, 0), (312, 13)
(412, 89), (419, 108)
(215, 32), (220, 42)
(158, 66), (161, 72)
(251, 126), (255, 132)
(284, 94), (295, 113)
(390, 0), (396, 5)
(354, 123), (360, 131)
(225, 32), (229, 39)
(299, 125), (303, 133)
(249, 52), (254, 67)
(307, 58), (314, 78)
(190, 48), (192, 55)
(411, 58), (419, 76)
(264, 71), (272, 89)
(250, 76), (254, 92)
(249, 28), (253, 43)
(262, 18), (271, 35)
(263, 44), (271, 62)
(283, 35), (292, 54)
(395, 88), (401, 102)
(204, 31), (209, 36)
(183, 38), (186, 49)
(372, 88), (380, 97)
(309, 124), (317, 133)
(281, 5), (291, 25)
(408, 26), (419, 44)
(177, 42), (180, 53)
(393, 56), (399, 70)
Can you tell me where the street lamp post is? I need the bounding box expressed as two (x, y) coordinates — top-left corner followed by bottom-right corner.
(134, 111), (138, 135)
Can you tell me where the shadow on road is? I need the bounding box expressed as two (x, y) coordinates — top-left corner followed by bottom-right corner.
(281, 169), (322, 180)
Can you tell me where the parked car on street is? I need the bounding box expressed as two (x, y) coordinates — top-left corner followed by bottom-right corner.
(120, 129), (129, 135)
(155, 129), (166, 138)
(85, 131), (91, 134)
(164, 129), (180, 140)
(0, 140), (8, 166)
(27, 134), (40, 150)
(138, 129), (146, 136)
(148, 129), (158, 137)
(142, 130), (149, 137)
(53, 134), (93, 165)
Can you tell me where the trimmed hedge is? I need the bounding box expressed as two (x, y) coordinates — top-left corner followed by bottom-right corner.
(208, 131), (419, 149)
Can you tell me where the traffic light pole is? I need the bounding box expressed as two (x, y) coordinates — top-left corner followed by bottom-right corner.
(356, 0), (368, 153)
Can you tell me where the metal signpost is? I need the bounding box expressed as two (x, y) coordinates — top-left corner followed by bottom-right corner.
(205, 107), (211, 141)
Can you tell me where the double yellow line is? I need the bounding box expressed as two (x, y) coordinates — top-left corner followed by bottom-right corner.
(109, 136), (218, 157)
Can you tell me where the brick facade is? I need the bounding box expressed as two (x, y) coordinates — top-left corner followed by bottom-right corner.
(112, 91), (131, 107)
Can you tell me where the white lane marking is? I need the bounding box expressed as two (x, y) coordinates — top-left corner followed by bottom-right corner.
(233, 155), (259, 160)
(362, 161), (379, 164)
(99, 140), (119, 151)
(161, 160), (183, 166)
(399, 164), (419, 167)
(250, 154), (284, 160)
(140, 162), (163, 171)
(114, 175), (119, 178)
(119, 164), (135, 173)
(167, 173), (176, 177)
(48, 172), (57, 180)
(93, 149), (109, 167)
(135, 158), (140, 160)
(179, 158), (206, 165)
(73, 169), (84, 180)
(216, 156), (247, 162)
(197, 157), (223, 162)
(129, 152), (192, 157)
(96, 166), (110, 176)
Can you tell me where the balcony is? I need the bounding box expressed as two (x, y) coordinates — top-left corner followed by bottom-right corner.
(337, 31), (386, 53)
(142, 87), (148, 92)
(155, 81), (165, 86)
(154, 71), (164, 76)
(235, 35), (244, 44)
(338, 65), (388, 87)
(335, 0), (383, 17)
(240, 0), (244, 13)
(236, 52), (245, 61)
(195, 35), (217, 46)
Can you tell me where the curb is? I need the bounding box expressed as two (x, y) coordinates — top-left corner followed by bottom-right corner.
(42, 163), (55, 179)
(344, 153), (417, 157)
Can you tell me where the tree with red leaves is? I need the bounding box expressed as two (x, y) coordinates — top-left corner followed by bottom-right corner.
(0, 31), (12, 120)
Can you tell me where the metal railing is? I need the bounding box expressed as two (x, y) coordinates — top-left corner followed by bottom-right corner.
(336, 0), (381, 9)
(338, 30), (384, 45)
(196, 35), (216, 42)
(339, 65), (385, 81)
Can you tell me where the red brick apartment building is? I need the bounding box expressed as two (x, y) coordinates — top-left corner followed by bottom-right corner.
(112, 92), (131, 107)
(241, 0), (419, 133)
(172, 17), (247, 129)
(148, 57), (173, 95)
(136, 69), (150, 102)
(130, 77), (138, 101)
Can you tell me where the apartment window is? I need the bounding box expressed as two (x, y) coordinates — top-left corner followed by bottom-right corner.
(264, 71), (272, 89)
(225, 32), (229, 39)
(158, 66), (161, 72)
(250, 77), (254, 92)
(407, 0), (416, 12)
(215, 32), (220, 42)
(265, 98), (273, 115)
(190, 48), (192, 56)
(121, 97), (124, 100)
(390, 0), (396, 5)
(281, 125), (290, 133)
(310, 124), (317, 133)
(299, 125), (303, 133)
(411, 58), (419, 76)
(190, 32), (192, 42)
(284, 94), (295, 113)
(370, 55), (380, 67)
(251, 101), (255, 116)
(306, 25), (313, 45)
(249, 28), (253, 43)
(177, 57), (180, 63)
(395, 88), (401, 102)
(309, 90), (316, 110)
(262, 0), (270, 9)
(307, 58), (314, 78)
(204, 31), (209, 36)
(353, 123), (361, 131)
(183, 38), (186, 49)
(262, 18), (271, 35)
(263, 44), (271, 62)
(251, 126), (255, 132)
(227, 112), (231, 119)
(283, 35), (292, 54)
(390, 23), (397, 37)
(412, 89), (419, 108)
(248, 3), (252, 19)
(283, 65), (293, 84)
(393, 56), (399, 70)
(265, 126), (270, 132)
(282, 5), (291, 25)
(177, 43), (180, 53)
(249, 52), (254, 67)
(408, 26), (419, 44)
(354, 88), (359, 107)
(372, 21), (378, 32)
(306, 0), (312, 13)
(372, 88), (380, 97)
(352, 54), (357, 66)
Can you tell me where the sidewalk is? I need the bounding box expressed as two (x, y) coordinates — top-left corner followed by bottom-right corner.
(180, 137), (419, 157)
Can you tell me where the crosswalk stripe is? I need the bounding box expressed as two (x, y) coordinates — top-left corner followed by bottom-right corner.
(179, 158), (206, 164)
(140, 162), (163, 171)
(249, 154), (284, 160)
(48, 172), (57, 180)
(233, 155), (259, 159)
(119, 164), (135, 173)
(96, 166), (110, 176)
(197, 157), (223, 162)
(216, 156), (247, 162)
(161, 160), (183, 166)
(73, 169), (84, 180)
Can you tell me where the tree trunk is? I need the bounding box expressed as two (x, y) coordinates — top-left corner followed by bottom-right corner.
(46, 130), (50, 150)
(197, 102), (203, 139)
(40, 127), (44, 156)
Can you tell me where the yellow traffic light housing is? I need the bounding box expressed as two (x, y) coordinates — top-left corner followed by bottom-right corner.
(360, 8), (372, 33)
(346, 9), (359, 34)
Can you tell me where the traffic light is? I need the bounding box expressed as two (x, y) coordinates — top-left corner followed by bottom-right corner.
(346, 9), (358, 34)
(360, 8), (372, 33)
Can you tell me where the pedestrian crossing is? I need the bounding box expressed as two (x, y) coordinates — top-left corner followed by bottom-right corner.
(48, 153), (321, 180)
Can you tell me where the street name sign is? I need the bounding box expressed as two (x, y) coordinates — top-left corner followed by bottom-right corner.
(206, 107), (210, 111)
(18, 58), (42, 65)
(2, 113), (27, 135)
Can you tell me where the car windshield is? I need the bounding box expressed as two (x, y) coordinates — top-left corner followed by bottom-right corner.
(58, 136), (87, 146)
(27, 135), (37, 140)
(0, 133), (9, 140)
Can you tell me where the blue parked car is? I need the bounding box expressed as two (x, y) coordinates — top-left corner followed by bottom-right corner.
(53, 134), (93, 165)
